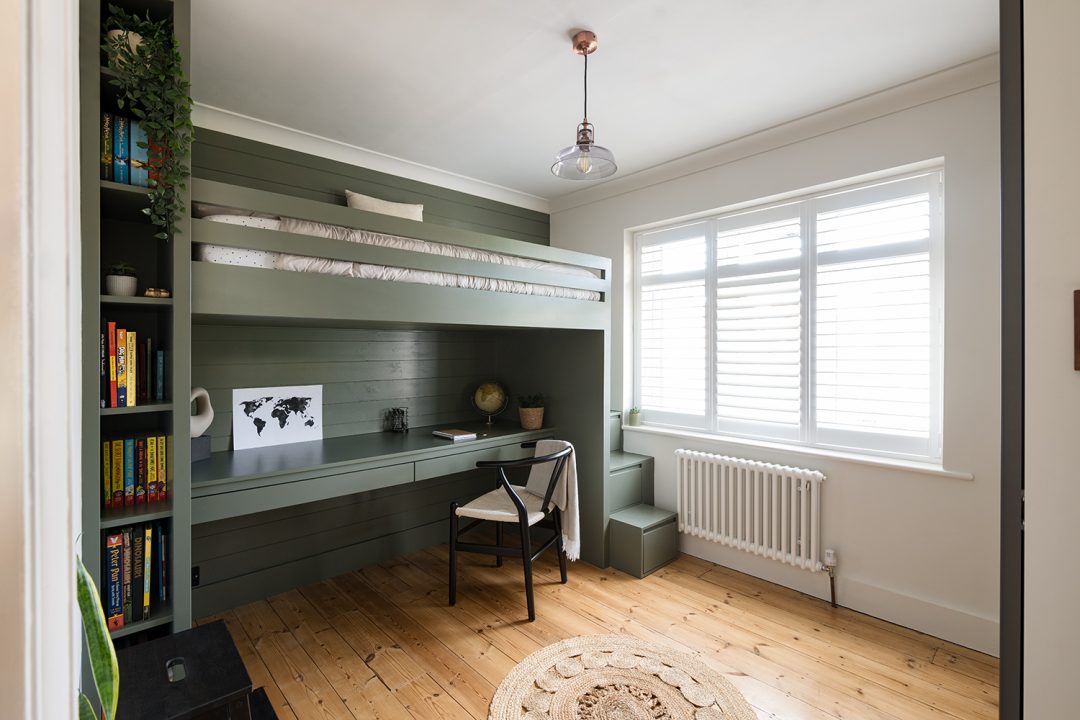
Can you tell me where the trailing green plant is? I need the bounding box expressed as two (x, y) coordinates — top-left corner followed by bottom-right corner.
(103, 4), (193, 240)
(77, 556), (119, 720)
(105, 262), (136, 277)
(518, 393), (545, 408)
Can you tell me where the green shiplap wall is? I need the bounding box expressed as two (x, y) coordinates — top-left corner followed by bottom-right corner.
(191, 128), (550, 245)
(191, 325), (498, 452)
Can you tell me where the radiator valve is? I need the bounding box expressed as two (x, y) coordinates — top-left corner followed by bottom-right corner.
(824, 548), (838, 609)
(824, 548), (838, 568)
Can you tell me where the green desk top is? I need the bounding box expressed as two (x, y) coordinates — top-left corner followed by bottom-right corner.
(190, 421), (553, 493)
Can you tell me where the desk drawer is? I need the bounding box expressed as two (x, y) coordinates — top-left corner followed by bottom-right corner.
(414, 442), (534, 481)
(192, 462), (413, 524)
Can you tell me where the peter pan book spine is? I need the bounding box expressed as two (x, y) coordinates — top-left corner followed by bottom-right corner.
(112, 115), (129, 184)
(104, 532), (123, 630)
(100, 113), (113, 181)
(129, 120), (149, 187)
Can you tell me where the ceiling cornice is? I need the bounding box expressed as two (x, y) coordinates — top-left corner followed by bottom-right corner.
(192, 103), (552, 214)
(548, 54), (1000, 214)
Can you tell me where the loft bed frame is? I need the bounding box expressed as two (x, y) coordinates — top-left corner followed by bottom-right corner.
(189, 178), (611, 330)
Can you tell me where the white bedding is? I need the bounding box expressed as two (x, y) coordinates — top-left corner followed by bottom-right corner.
(194, 214), (601, 302)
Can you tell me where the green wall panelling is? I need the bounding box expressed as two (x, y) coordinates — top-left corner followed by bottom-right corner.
(191, 324), (498, 452)
(191, 471), (491, 616)
(191, 128), (550, 245)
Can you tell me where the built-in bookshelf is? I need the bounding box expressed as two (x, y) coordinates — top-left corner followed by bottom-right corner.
(79, 0), (191, 654)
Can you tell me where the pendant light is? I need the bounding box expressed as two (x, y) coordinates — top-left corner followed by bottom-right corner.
(551, 30), (617, 180)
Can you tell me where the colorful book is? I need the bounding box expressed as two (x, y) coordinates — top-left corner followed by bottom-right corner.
(154, 350), (164, 402)
(115, 328), (127, 407)
(100, 113), (114, 181)
(156, 523), (167, 602)
(158, 435), (167, 500)
(105, 532), (123, 630)
(99, 319), (107, 408)
(142, 525), (152, 619)
(110, 440), (124, 508)
(135, 437), (147, 505)
(107, 322), (117, 408)
(121, 527), (133, 625)
(129, 120), (149, 187)
(123, 438), (135, 507)
(112, 116), (130, 184)
(126, 330), (136, 407)
(147, 436), (158, 503)
(132, 525), (145, 621)
(102, 441), (112, 510)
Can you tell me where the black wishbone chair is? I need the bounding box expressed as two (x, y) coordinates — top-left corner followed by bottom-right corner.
(448, 441), (573, 621)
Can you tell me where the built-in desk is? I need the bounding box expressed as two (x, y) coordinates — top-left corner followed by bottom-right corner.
(190, 422), (553, 524)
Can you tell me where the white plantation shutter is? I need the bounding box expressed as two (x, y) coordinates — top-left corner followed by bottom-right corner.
(813, 175), (940, 457)
(714, 206), (802, 440)
(637, 223), (708, 427)
(634, 169), (942, 461)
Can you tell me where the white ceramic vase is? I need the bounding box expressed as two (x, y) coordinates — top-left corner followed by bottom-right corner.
(190, 387), (214, 437)
(104, 274), (137, 297)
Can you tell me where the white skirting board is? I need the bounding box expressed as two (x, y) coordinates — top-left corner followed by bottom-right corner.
(679, 533), (999, 657)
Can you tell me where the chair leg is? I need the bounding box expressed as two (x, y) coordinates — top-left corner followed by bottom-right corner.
(449, 503), (459, 607)
(554, 510), (568, 584)
(495, 522), (503, 567)
(520, 517), (535, 621)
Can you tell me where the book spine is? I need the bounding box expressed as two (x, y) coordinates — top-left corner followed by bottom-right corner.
(157, 523), (167, 602)
(147, 435), (158, 504)
(99, 318), (107, 408)
(101, 441), (112, 510)
(110, 440), (124, 508)
(107, 321), (117, 408)
(115, 328), (127, 408)
(112, 116), (129, 184)
(135, 437), (146, 505)
(100, 113), (113, 181)
(123, 438), (135, 507)
(126, 330), (136, 407)
(129, 120), (149, 187)
(131, 524), (144, 622)
(159, 435), (168, 500)
(105, 532), (123, 630)
(137, 338), (149, 405)
(142, 525), (152, 619)
(154, 350), (164, 403)
(121, 527), (132, 625)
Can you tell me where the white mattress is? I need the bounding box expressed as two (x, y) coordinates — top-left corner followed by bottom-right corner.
(194, 214), (601, 301)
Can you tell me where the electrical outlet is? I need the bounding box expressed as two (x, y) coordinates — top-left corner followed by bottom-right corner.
(192, 565), (200, 587)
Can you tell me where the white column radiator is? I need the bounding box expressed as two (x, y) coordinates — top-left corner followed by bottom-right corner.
(675, 449), (825, 571)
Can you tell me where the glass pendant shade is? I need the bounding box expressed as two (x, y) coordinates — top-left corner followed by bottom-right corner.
(551, 122), (617, 180)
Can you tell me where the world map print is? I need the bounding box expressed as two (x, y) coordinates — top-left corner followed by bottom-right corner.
(232, 385), (323, 450)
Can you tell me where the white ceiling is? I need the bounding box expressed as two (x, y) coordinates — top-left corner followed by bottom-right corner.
(191, 1), (997, 204)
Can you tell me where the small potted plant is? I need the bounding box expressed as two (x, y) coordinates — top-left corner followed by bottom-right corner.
(104, 262), (138, 296)
(627, 406), (641, 426)
(518, 393), (545, 430)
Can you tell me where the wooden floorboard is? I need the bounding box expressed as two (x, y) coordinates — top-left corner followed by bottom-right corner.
(202, 544), (999, 720)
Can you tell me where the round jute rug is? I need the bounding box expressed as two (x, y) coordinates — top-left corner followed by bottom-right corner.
(489, 634), (756, 720)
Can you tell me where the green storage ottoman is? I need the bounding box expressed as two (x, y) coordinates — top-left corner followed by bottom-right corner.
(609, 504), (678, 578)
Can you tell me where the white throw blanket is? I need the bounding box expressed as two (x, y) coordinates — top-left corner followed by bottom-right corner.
(525, 439), (580, 561)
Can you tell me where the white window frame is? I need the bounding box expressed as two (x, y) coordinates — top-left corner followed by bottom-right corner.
(632, 167), (944, 462)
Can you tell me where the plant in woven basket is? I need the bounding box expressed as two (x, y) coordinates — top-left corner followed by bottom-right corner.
(103, 4), (193, 240)
(518, 393), (545, 430)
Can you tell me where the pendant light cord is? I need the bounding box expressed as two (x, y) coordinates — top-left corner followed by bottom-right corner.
(583, 51), (588, 122)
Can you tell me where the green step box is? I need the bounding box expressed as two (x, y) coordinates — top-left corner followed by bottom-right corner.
(609, 503), (679, 578)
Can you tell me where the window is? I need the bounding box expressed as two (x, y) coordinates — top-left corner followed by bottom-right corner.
(634, 170), (943, 460)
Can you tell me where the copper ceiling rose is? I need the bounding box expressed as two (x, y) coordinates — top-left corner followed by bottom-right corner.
(572, 30), (598, 56)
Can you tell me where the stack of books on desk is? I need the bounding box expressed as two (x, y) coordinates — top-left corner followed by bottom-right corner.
(432, 428), (477, 442)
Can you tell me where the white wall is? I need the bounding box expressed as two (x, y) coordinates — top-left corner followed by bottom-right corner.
(551, 60), (1001, 653)
(1023, 0), (1080, 714)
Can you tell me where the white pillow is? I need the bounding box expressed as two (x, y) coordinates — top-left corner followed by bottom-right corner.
(345, 189), (423, 222)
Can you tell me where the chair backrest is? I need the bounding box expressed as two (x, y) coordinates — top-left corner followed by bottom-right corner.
(524, 441), (573, 511)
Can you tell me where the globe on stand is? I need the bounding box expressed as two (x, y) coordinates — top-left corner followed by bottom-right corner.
(473, 382), (508, 426)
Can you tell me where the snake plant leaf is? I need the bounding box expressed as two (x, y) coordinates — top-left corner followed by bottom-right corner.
(78, 694), (97, 720)
(77, 557), (119, 720)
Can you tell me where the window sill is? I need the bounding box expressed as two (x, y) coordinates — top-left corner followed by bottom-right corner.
(622, 424), (974, 481)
